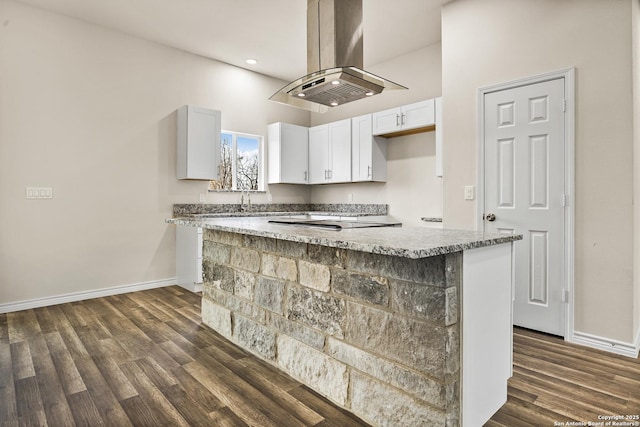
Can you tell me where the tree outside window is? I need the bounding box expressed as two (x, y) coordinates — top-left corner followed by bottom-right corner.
(216, 131), (261, 191)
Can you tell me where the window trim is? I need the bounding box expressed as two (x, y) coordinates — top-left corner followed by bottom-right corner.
(219, 130), (265, 192)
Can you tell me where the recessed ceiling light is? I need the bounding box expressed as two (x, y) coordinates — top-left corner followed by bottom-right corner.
(245, 59), (257, 65)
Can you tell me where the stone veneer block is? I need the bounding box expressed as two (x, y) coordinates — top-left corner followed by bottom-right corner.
(234, 269), (255, 300)
(346, 302), (448, 379)
(201, 298), (232, 338)
(203, 261), (234, 293)
(298, 260), (331, 292)
(254, 277), (285, 314)
(347, 251), (446, 286)
(204, 229), (242, 247)
(243, 235), (277, 253)
(261, 253), (298, 282)
(276, 240), (307, 258)
(350, 371), (446, 426)
(390, 279), (446, 324)
(230, 247), (260, 273)
(277, 335), (348, 405)
(234, 315), (276, 360)
(445, 286), (458, 326)
(326, 337), (450, 409)
(269, 315), (325, 350)
(287, 286), (345, 338)
(332, 269), (389, 307)
(207, 286), (267, 324)
(307, 245), (346, 268)
(202, 241), (231, 264)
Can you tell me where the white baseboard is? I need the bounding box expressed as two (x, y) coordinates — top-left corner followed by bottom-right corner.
(0, 278), (177, 314)
(570, 330), (640, 359)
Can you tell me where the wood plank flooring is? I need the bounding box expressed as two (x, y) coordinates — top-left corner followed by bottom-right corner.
(486, 328), (640, 426)
(2, 286), (638, 426)
(0, 286), (369, 427)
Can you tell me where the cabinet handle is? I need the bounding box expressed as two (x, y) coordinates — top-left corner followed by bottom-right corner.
(396, 114), (400, 126)
(324, 169), (328, 180)
(401, 113), (406, 125)
(367, 165), (372, 177)
(304, 171), (307, 181)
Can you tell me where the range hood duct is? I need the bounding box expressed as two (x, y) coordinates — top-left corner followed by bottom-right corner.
(269, 0), (407, 113)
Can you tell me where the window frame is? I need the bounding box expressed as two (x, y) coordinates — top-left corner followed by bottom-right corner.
(218, 130), (265, 192)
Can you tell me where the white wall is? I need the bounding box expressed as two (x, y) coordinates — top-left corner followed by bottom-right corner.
(442, 0), (636, 342)
(0, 0), (309, 306)
(309, 44), (443, 226)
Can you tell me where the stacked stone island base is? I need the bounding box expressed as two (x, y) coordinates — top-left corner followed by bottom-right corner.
(200, 229), (461, 426)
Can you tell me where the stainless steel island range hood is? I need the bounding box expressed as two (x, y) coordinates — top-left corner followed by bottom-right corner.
(269, 0), (407, 113)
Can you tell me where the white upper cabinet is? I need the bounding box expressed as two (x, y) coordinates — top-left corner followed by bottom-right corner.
(372, 99), (435, 137)
(308, 119), (352, 184)
(351, 114), (387, 182)
(267, 122), (309, 184)
(176, 105), (221, 180)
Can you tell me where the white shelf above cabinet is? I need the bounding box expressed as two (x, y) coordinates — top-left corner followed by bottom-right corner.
(176, 105), (221, 180)
(267, 122), (309, 184)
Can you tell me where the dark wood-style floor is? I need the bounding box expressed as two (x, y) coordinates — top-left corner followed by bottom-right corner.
(1, 286), (638, 426)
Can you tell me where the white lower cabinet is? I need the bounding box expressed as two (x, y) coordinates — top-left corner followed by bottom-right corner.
(308, 119), (351, 184)
(176, 226), (203, 293)
(351, 114), (387, 182)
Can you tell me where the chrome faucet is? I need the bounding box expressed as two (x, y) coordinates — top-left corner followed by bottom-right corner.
(240, 190), (252, 212)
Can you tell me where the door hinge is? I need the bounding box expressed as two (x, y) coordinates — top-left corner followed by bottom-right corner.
(562, 289), (569, 303)
(563, 99), (567, 112)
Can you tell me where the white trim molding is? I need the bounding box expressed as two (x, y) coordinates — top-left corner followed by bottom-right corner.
(0, 278), (176, 314)
(571, 330), (640, 359)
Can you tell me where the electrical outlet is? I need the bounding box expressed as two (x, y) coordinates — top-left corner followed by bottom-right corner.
(348, 193), (353, 202)
(464, 186), (475, 200)
(26, 187), (53, 199)
(199, 193), (206, 203)
(267, 193), (273, 202)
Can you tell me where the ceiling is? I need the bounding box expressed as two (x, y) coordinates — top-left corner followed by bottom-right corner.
(14, 0), (443, 82)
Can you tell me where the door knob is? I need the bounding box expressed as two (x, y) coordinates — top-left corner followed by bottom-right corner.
(485, 213), (496, 222)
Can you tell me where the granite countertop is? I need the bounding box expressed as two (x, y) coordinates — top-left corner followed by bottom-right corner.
(178, 211), (364, 219)
(166, 216), (522, 259)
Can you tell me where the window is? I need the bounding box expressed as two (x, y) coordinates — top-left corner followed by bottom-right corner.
(214, 131), (263, 191)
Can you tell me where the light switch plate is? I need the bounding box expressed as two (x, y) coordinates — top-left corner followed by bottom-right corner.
(464, 185), (475, 200)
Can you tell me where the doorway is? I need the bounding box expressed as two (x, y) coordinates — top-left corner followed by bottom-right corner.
(477, 69), (575, 337)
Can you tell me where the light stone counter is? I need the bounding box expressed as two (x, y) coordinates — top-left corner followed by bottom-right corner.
(166, 216), (520, 259)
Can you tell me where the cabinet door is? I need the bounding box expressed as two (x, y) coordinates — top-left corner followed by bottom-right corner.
(328, 119), (351, 183)
(402, 99), (435, 130)
(308, 124), (329, 184)
(177, 105), (221, 180)
(372, 107), (401, 135)
(352, 114), (372, 181)
(267, 123), (309, 184)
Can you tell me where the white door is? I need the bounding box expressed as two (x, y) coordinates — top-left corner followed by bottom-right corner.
(483, 78), (565, 336)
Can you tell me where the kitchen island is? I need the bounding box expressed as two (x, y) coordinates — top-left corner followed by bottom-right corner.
(167, 216), (521, 427)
